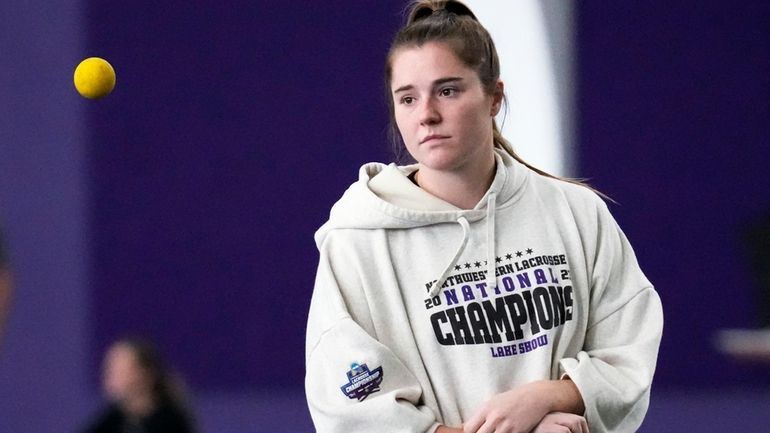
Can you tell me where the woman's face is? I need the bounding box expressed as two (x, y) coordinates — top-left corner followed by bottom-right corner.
(102, 343), (152, 402)
(390, 41), (502, 172)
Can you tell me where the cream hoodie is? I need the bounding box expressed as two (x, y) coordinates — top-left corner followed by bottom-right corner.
(305, 150), (663, 433)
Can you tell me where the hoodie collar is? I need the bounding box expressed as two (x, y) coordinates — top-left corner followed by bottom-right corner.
(314, 148), (528, 249)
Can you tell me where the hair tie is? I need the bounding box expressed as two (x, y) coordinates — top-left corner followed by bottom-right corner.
(443, 1), (477, 19)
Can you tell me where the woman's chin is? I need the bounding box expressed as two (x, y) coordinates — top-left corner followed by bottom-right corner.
(414, 152), (465, 172)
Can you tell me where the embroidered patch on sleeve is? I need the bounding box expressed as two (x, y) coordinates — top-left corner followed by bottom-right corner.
(340, 362), (383, 401)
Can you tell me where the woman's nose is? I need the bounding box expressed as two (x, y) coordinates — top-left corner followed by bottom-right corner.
(419, 97), (441, 125)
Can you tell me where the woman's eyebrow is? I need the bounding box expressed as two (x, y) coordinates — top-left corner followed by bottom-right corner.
(393, 77), (464, 94)
(432, 77), (463, 87)
(393, 84), (414, 94)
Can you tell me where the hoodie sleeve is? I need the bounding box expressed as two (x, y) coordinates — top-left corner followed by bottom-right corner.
(305, 236), (441, 433)
(558, 198), (663, 433)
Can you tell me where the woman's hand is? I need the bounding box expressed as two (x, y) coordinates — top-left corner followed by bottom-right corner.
(462, 382), (550, 433)
(462, 380), (585, 433)
(532, 412), (589, 433)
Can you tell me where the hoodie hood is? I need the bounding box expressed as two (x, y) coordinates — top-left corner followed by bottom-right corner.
(315, 149), (530, 298)
(314, 149), (528, 248)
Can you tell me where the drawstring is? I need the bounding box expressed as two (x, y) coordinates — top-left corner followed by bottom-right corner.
(427, 217), (470, 298)
(485, 192), (497, 293)
(426, 192), (498, 298)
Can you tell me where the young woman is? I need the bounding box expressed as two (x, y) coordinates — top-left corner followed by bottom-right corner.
(305, 1), (663, 432)
(82, 339), (195, 433)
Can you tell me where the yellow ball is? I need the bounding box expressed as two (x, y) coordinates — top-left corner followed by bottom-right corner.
(73, 57), (116, 99)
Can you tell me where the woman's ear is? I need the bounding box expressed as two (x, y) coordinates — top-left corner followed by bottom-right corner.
(491, 80), (504, 116)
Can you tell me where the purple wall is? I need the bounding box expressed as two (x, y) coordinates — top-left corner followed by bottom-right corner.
(577, 2), (770, 388)
(0, 1), (95, 431)
(85, 0), (401, 391)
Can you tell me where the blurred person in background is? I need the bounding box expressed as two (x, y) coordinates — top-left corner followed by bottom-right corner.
(0, 227), (12, 347)
(744, 213), (770, 328)
(81, 338), (196, 433)
(716, 213), (770, 360)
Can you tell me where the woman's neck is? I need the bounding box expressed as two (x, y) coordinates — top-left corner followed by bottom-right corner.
(415, 151), (496, 210)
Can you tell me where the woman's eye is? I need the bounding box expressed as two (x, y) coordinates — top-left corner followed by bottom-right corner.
(440, 88), (457, 97)
(401, 96), (415, 105)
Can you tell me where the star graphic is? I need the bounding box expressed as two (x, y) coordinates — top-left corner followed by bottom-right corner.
(516, 251), (523, 258)
(474, 261), (482, 268)
(464, 263), (471, 269)
(526, 248), (533, 255)
(454, 265), (462, 271)
(505, 253), (512, 260)
(495, 257), (502, 263)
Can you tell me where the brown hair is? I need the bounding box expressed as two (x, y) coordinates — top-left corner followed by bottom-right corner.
(385, 0), (603, 195)
(114, 338), (192, 414)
